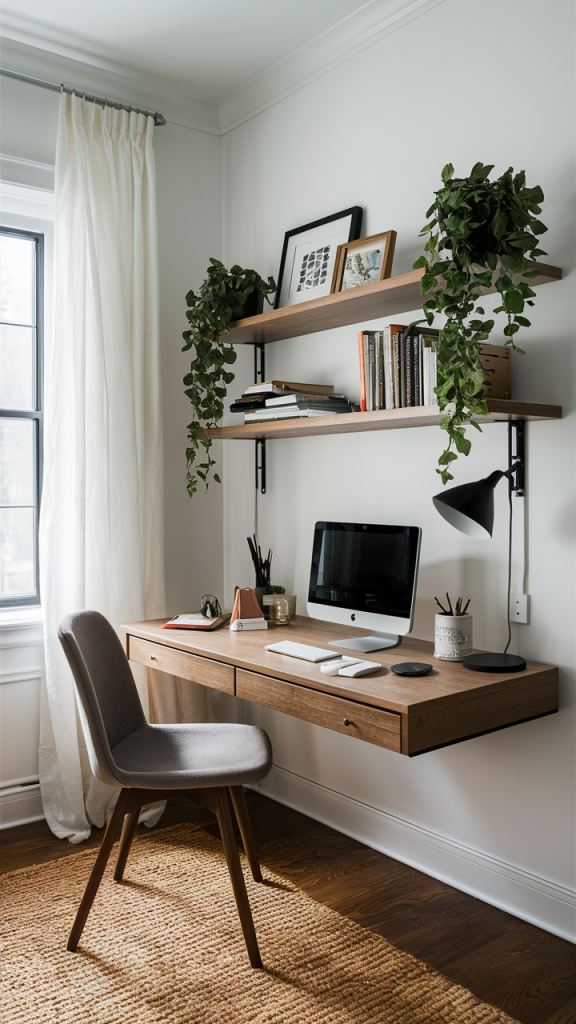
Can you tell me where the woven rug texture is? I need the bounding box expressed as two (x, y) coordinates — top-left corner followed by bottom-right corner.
(2, 822), (520, 1024)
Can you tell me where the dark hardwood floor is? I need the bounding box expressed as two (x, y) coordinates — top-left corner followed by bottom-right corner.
(2, 792), (575, 1024)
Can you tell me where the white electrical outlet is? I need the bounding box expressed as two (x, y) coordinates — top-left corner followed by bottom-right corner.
(510, 593), (530, 624)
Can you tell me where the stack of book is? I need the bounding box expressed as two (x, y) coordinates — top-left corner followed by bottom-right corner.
(230, 380), (354, 423)
(358, 325), (439, 411)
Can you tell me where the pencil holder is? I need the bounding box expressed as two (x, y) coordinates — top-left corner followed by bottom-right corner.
(434, 613), (473, 662)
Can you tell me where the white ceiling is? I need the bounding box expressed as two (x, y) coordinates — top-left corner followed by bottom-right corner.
(1, 0), (382, 104)
(1, 0), (443, 132)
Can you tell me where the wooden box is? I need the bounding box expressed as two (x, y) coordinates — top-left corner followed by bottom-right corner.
(479, 345), (511, 399)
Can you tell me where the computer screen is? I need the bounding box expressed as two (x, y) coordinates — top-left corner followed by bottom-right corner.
(307, 521), (421, 652)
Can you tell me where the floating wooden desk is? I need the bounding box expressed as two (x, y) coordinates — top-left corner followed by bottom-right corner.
(122, 616), (558, 757)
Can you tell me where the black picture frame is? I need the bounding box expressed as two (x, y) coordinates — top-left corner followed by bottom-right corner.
(274, 206), (363, 309)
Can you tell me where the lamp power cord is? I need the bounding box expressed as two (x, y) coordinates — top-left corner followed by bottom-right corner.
(504, 488), (513, 655)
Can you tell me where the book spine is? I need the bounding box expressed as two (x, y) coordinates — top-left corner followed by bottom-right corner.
(383, 326), (392, 409)
(367, 333), (375, 412)
(358, 331), (366, 412)
(400, 327), (410, 407)
(430, 342), (438, 404)
(422, 345), (430, 406)
(412, 331), (421, 407)
(392, 330), (400, 409)
(376, 331), (384, 410)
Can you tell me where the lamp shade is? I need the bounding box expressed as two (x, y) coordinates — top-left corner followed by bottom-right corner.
(433, 470), (505, 539)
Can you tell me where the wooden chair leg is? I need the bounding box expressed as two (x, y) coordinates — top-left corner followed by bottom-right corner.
(67, 787), (131, 952)
(229, 785), (262, 882)
(214, 787), (262, 969)
(113, 794), (143, 882)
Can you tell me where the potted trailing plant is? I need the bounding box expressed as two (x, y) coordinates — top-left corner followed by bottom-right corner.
(182, 259), (276, 494)
(414, 163), (547, 483)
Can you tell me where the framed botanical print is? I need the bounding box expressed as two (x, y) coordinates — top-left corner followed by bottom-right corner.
(331, 231), (397, 293)
(275, 207), (362, 309)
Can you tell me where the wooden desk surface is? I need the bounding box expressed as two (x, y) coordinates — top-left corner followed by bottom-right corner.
(122, 616), (559, 756)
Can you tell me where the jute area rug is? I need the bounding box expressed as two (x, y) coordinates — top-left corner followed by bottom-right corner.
(2, 823), (520, 1024)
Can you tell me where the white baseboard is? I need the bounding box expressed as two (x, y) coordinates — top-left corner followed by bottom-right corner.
(0, 783), (44, 829)
(257, 765), (576, 944)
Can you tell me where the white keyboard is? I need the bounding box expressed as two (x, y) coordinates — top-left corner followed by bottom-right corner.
(265, 640), (340, 663)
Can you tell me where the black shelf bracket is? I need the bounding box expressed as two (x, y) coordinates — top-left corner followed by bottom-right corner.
(255, 438), (266, 494)
(253, 343), (266, 493)
(508, 421), (525, 496)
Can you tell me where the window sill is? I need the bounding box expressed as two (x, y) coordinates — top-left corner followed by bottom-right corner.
(0, 606), (43, 630)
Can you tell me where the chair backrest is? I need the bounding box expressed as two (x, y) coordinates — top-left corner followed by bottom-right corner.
(58, 610), (147, 788)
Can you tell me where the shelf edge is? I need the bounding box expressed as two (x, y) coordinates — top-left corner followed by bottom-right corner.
(199, 401), (563, 441)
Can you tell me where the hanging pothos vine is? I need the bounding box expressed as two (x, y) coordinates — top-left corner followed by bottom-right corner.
(414, 162), (547, 484)
(182, 259), (276, 495)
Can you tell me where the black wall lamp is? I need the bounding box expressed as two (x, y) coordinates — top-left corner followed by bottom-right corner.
(433, 422), (526, 673)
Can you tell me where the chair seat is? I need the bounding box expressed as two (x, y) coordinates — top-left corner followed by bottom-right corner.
(110, 723), (272, 789)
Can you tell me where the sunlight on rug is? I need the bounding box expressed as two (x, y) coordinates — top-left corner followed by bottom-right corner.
(2, 822), (520, 1024)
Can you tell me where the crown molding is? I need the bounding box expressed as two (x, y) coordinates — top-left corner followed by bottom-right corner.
(0, 37), (222, 136)
(217, 0), (447, 133)
(1, 0), (445, 139)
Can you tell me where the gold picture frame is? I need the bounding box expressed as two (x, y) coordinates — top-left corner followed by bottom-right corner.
(330, 230), (397, 293)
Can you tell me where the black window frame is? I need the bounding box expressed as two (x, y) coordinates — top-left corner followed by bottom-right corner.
(0, 226), (44, 608)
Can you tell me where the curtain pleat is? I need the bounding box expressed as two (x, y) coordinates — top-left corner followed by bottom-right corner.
(39, 93), (168, 842)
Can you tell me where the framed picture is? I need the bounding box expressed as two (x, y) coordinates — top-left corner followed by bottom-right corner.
(331, 230), (397, 293)
(275, 207), (362, 309)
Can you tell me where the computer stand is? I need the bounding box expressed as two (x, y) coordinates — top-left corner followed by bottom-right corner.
(329, 631), (400, 653)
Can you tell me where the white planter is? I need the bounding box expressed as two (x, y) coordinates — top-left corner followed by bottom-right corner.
(434, 613), (473, 661)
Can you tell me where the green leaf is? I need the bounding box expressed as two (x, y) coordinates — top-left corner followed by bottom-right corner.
(453, 432), (471, 456)
(441, 163), (454, 183)
(438, 450), (458, 464)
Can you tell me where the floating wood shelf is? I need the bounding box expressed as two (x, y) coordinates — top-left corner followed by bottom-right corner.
(200, 400), (562, 442)
(227, 260), (562, 345)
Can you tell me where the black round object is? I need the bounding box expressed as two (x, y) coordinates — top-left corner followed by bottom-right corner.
(391, 662), (433, 677)
(463, 653), (526, 673)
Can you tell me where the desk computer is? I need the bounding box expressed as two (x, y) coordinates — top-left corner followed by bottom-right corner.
(307, 521), (421, 653)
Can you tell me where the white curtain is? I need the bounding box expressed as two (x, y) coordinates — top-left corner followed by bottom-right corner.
(39, 93), (166, 843)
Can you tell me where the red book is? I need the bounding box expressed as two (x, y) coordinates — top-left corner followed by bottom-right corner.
(358, 331), (366, 412)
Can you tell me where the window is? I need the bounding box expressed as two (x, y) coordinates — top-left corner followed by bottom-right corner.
(0, 227), (44, 606)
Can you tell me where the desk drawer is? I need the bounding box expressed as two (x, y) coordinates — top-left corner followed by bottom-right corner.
(127, 636), (234, 695)
(237, 669), (401, 752)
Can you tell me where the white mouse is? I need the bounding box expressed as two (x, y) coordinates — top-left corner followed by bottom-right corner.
(320, 657), (361, 676)
(338, 659), (381, 677)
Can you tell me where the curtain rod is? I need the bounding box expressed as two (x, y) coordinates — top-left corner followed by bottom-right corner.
(0, 67), (167, 126)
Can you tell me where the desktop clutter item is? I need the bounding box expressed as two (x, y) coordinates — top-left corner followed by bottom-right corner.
(320, 656), (381, 678)
(200, 594), (222, 619)
(163, 609), (230, 631)
(267, 597), (290, 626)
(391, 662), (432, 676)
(263, 592), (297, 618)
(247, 535), (271, 612)
(230, 588), (268, 631)
(434, 593), (473, 662)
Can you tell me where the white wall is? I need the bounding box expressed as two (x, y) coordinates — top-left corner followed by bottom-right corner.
(154, 123), (224, 614)
(221, 0), (576, 940)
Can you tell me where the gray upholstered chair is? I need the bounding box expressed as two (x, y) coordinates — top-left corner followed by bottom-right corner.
(58, 609), (272, 968)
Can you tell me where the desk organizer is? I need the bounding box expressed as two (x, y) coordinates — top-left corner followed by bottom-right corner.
(434, 613), (473, 662)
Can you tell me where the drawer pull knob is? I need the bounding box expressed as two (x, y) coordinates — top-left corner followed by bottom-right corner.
(343, 718), (351, 727)
(150, 656), (156, 661)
